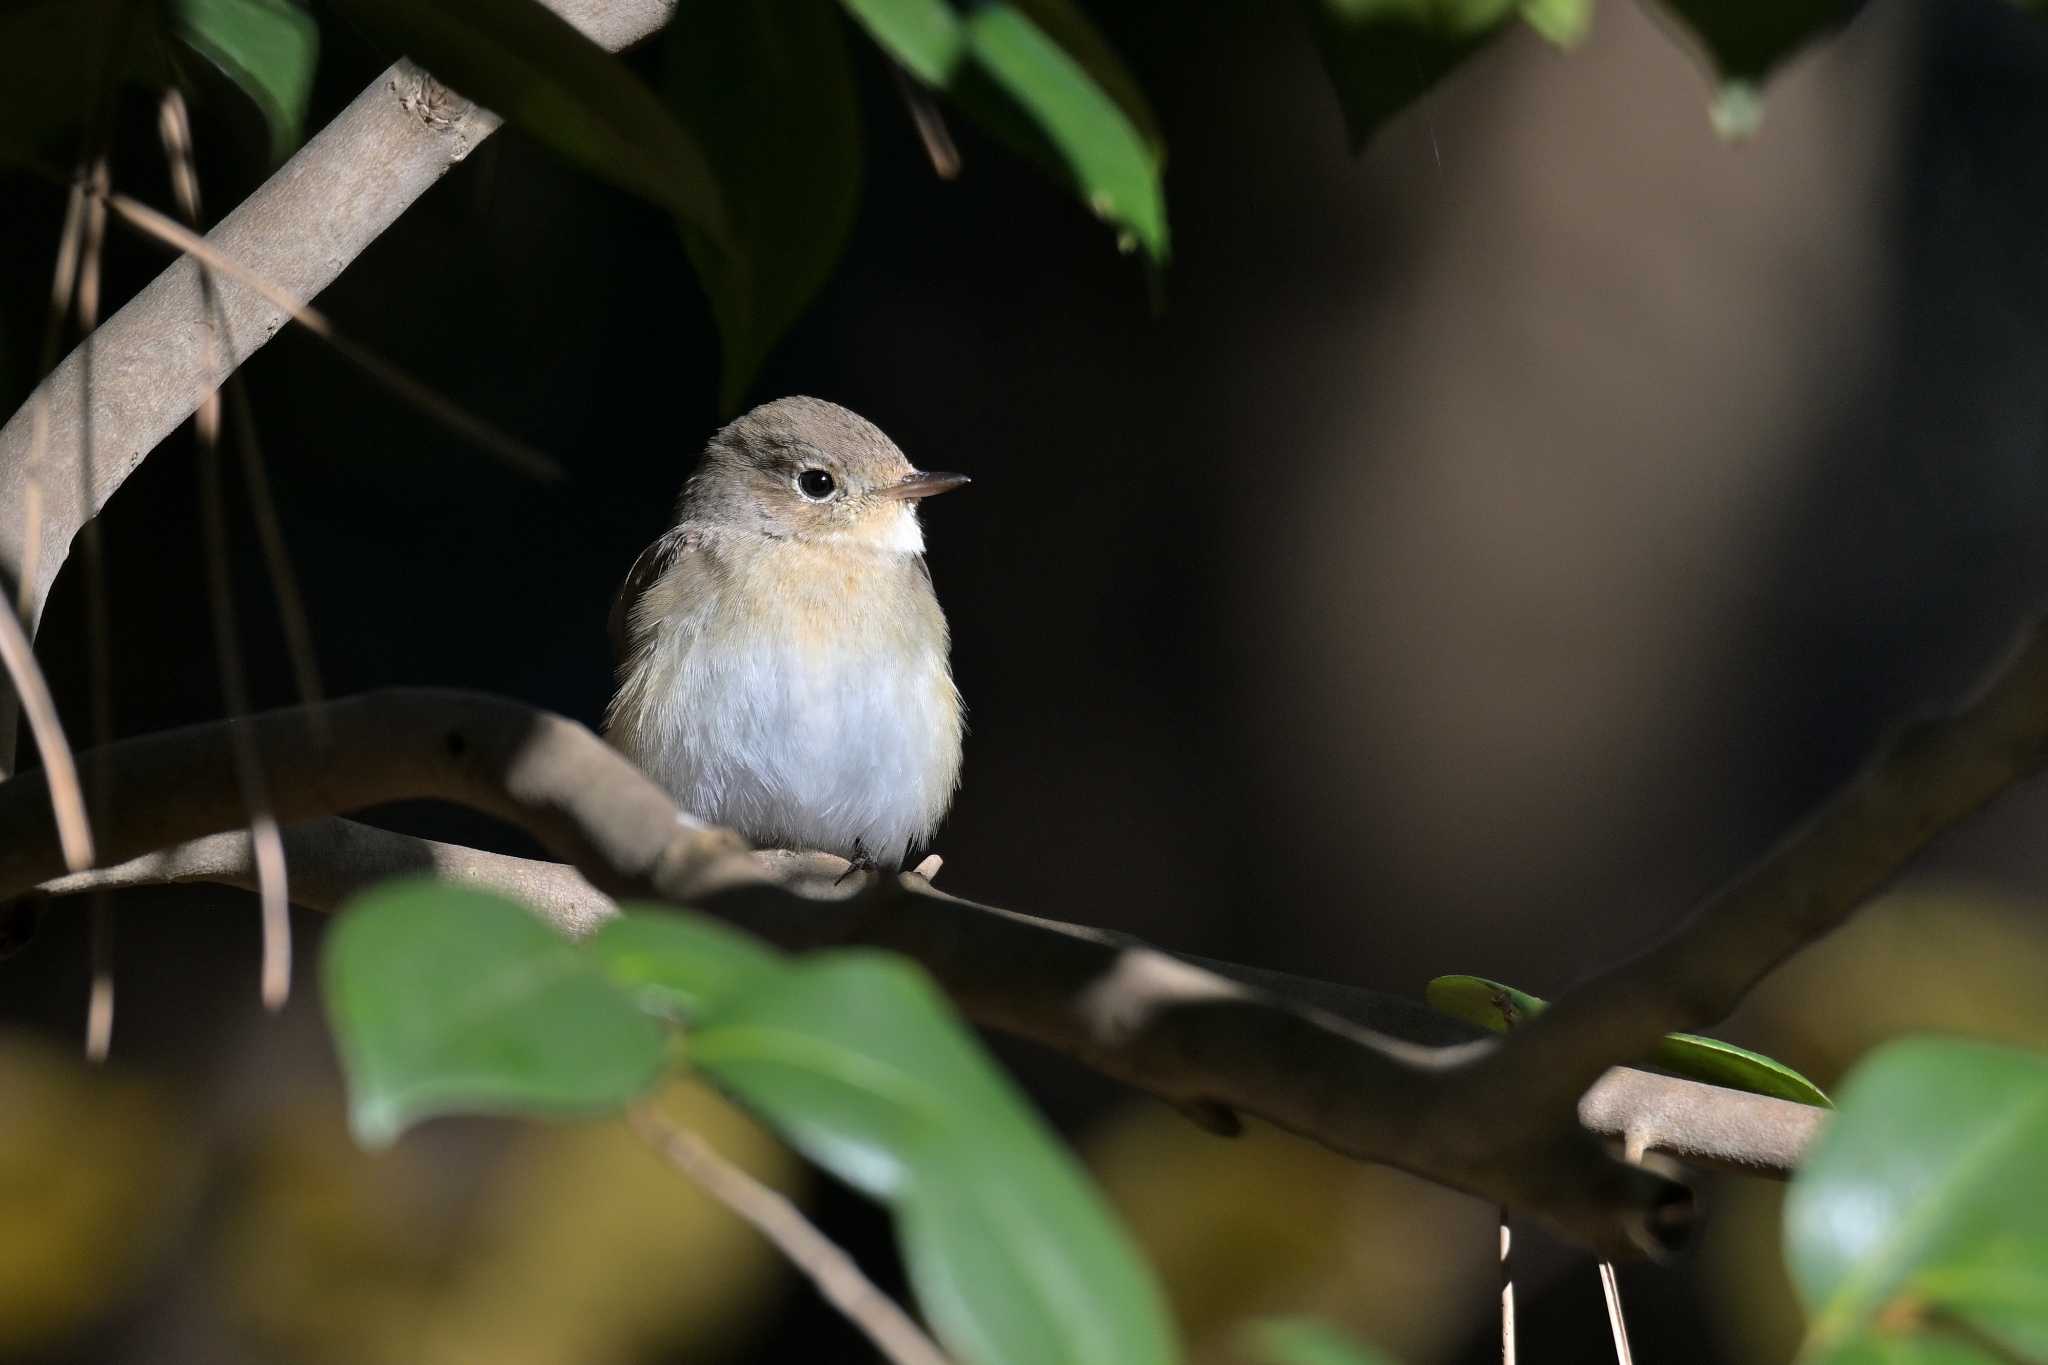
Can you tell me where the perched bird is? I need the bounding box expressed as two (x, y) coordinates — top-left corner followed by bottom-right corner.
(605, 397), (968, 869)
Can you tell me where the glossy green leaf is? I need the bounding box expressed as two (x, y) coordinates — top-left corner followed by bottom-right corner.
(1426, 974), (1831, 1107)
(172, 0), (319, 163)
(1008, 0), (1165, 162)
(0, 0), (175, 170)
(1296, 0), (1519, 152)
(329, 0), (730, 251)
(662, 0), (861, 413)
(959, 4), (1166, 260)
(1786, 1038), (2048, 1363)
(690, 950), (1180, 1365)
(322, 880), (668, 1145)
(1243, 1317), (1404, 1365)
(1519, 0), (1592, 48)
(840, 0), (1168, 263)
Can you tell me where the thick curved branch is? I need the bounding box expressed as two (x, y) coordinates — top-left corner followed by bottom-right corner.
(5, 688), (1690, 1259)
(44, 814), (1829, 1180)
(1474, 619), (2048, 1120)
(0, 0), (676, 770)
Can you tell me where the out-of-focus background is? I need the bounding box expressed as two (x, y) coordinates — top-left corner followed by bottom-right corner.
(4, 0), (2048, 1360)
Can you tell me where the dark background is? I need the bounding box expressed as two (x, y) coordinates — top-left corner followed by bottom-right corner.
(4, 1), (2048, 1361)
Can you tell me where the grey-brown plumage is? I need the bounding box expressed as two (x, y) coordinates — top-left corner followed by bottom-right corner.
(606, 397), (968, 866)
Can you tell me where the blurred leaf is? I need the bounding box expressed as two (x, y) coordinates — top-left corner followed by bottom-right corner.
(1519, 0), (1591, 47)
(1652, 0), (1864, 137)
(836, 0), (967, 83)
(172, 0), (319, 163)
(323, 880), (668, 1145)
(0, 1034), (202, 1353)
(588, 908), (785, 1018)
(329, 0), (731, 251)
(1651, 0), (1864, 81)
(840, 0), (1168, 262)
(687, 948), (1182, 1365)
(1426, 974), (1831, 1106)
(662, 0), (861, 413)
(1243, 1317), (1404, 1365)
(0, 0), (175, 170)
(1296, 0), (1518, 152)
(1785, 1037), (2048, 1364)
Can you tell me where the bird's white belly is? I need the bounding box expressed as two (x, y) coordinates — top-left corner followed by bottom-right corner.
(611, 624), (960, 864)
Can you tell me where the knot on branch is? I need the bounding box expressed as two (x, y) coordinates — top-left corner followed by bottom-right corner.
(391, 65), (478, 135)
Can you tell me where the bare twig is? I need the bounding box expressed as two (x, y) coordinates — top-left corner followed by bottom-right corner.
(74, 155), (116, 1062)
(0, 607), (91, 871)
(628, 1102), (954, 1365)
(159, 89), (294, 1011)
(1499, 1217), (1516, 1365)
(103, 192), (558, 481)
(889, 62), (962, 180)
(1598, 1262), (1634, 1365)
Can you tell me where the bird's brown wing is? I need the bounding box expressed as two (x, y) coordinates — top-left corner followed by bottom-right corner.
(608, 525), (697, 667)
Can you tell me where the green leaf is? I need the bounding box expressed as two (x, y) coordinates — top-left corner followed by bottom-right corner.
(1007, 0), (1165, 163)
(1650, 1), (1865, 83)
(1296, 0), (1519, 152)
(1519, 0), (1592, 48)
(840, 0), (1168, 263)
(1786, 1038), (2048, 1363)
(958, 4), (1167, 260)
(836, 0), (967, 84)
(1242, 1316), (1404, 1365)
(661, 0), (861, 413)
(172, 0), (319, 163)
(322, 880), (668, 1145)
(329, 0), (731, 251)
(690, 950), (1181, 1365)
(587, 907), (785, 1018)
(1425, 974), (1832, 1107)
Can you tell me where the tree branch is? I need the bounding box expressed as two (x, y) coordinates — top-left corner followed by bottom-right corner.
(7, 686), (1886, 1258)
(1469, 619), (2048, 1125)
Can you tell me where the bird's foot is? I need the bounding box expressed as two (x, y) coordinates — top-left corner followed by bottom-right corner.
(834, 841), (879, 887)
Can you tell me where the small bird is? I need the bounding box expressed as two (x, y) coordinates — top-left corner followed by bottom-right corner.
(605, 396), (968, 869)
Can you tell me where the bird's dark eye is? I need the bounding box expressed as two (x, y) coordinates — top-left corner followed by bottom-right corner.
(796, 468), (836, 500)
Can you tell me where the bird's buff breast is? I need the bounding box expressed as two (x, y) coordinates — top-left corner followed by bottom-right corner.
(608, 542), (963, 863)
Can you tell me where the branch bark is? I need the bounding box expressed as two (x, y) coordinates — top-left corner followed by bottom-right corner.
(0, 0), (676, 773)
(10, 687), (1876, 1257)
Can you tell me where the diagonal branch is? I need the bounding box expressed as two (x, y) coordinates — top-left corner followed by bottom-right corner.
(1469, 619), (2048, 1126)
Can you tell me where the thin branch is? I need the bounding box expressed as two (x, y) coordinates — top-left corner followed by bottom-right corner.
(1499, 1217), (1515, 1365)
(0, 606), (91, 871)
(160, 89), (294, 1012)
(74, 154), (116, 1062)
(1598, 1262), (1634, 1365)
(628, 1102), (954, 1365)
(103, 192), (558, 481)
(889, 62), (962, 180)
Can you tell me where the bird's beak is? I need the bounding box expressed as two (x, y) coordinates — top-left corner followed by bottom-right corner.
(880, 470), (971, 501)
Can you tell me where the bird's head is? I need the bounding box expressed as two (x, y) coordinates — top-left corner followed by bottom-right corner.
(684, 396), (968, 552)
